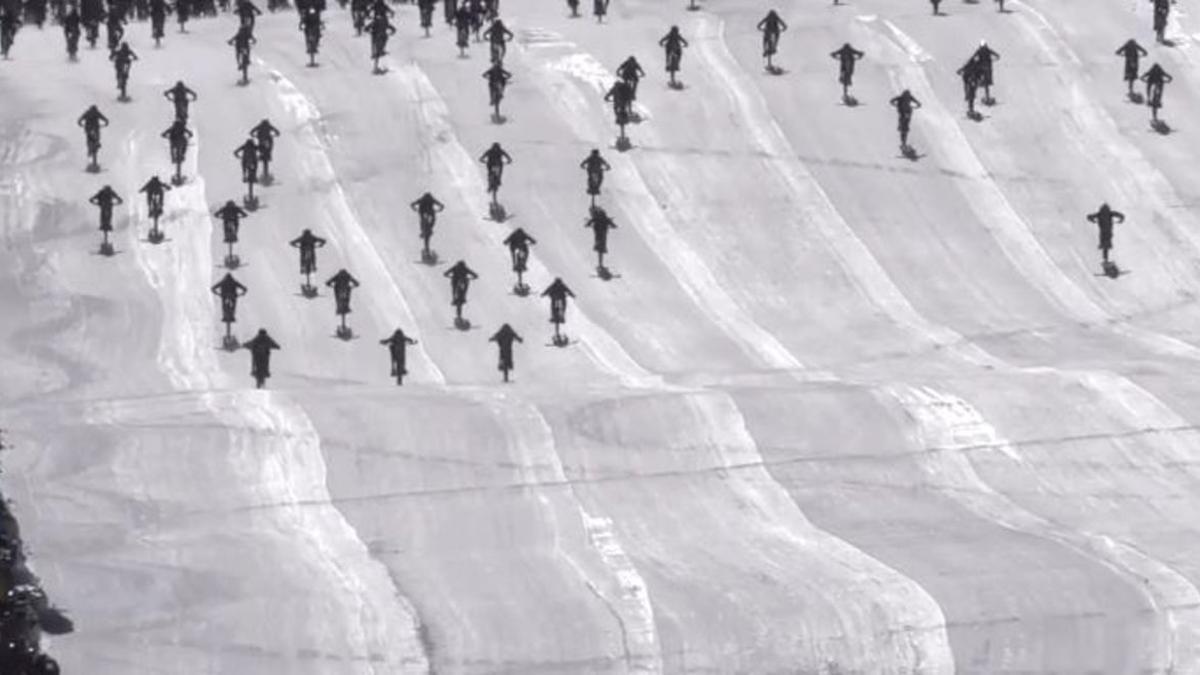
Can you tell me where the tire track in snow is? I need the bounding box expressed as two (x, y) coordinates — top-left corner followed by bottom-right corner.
(116, 128), (430, 673)
(473, 393), (662, 674)
(867, 19), (1200, 362)
(381, 61), (664, 390)
(257, 60), (446, 386)
(888, 384), (1199, 674)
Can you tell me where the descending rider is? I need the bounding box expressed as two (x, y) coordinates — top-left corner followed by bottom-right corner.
(300, 6), (323, 63)
(616, 55), (645, 100)
(78, 104), (109, 160)
(584, 206), (617, 268)
(62, 7), (81, 59)
(659, 25), (688, 83)
(1140, 62), (1172, 120)
(503, 227), (537, 274)
(453, 4), (471, 55)
(479, 141), (512, 196)
(351, 0), (368, 34)
(418, 0), (436, 35)
(1152, 0), (1170, 43)
(482, 17), (513, 63)
(483, 62), (512, 113)
(956, 56), (981, 116)
(233, 138), (259, 185)
(369, 0), (394, 20)
(110, 41), (137, 98)
(489, 323), (523, 381)
(410, 191), (444, 251)
(211, 273), (248, 325)
(580, 148), (610, 199)
(214, 200), (249, 246)
(444, 260), (479, 316)
(161, 119), (193, 169)
(0, 9), (19, 59)
(229, 25), (256, 78)
(367, 13), (396, 69)
(1115, 38), (1148, 96)
(603, 79), (634, 128)
(592, 0), (608, 22)
(104, 10), (124, 51)
(139, 175), (171, 220)
(243, 328), (280, 388)
(1086, 203), (1125, 264)
(541, 277), (575, 326)
(757, 9), (786, 64)
(970, 40), (1000, 103)
(830, 42), (864, 99)
(889, 88), (921, 149)
(81, 0), (103, 47)
(380, 328), (419, 383)
(468, 0), (486, 41)
(163, 80), (197, 122)
(89, 185), (123, 236)
(175, 0), (189, 32)
(325, 269), (360, 320)
(443, 0), (457, 25)
(250, 118), (279, 169)
(289, 228), (327, 277)
(148, 0), (169, 45)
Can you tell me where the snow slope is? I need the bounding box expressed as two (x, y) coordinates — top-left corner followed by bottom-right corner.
(3, 0), (1200, 672)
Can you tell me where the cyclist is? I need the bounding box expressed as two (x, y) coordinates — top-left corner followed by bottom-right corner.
(503, 227), (537, 279)
(351, 0), (368, 34)
(482, 17), (513, 64)
(78, 104), (109, 166)
(140, 175), (171, 217)
(616, 55), (646, 101)
(215, 199), (249, 248)
(410, 191), (445, 255)
(592, 0), (608, 23)
(250, 118), (279, 177)
(1152, 0), (1170, 43)
(235, 0), (260, 29)
(479, 141), (512, 198)
(541, 277), (575, 328)
(584, 205), (617, 269)
(175, 0), (189, 32)
(484, 62), (512, 117)
(889, 88), (921, 151)
(89, 185), (123, 248)
(1115, 38), (1148, 97)
(163, 80), (197, 123)
(659, 25), (688, 87)
(110, 41), (137, 100)
(367, 13), (396, 72)
(161, 119), (193, 178)
(454, 4), (471, 56)
(228, 25), (256, 82)
(243, 328), (280, 388)
(757, 9), (786, 71)
(325, 268), (360, 326)
(81, 0), (103, 47)
(104, 10), (123, 51)
(147, 0), (168, 46)
(418, 0), (435, 36)
(971, 40), (1000, 103)
(211, 273), (248, 327)
(289, 228), (327, 285)
(380, 328), (419, 384)
(829, 42), (864, 100)
(1140, 62), (1172, 121)
(299, 6), (323, 66)
(603, 79), (634, 128)
(443, 0), (456, 25)
(580, 148), (610, 202)
(1086, 203), (1125, 265)
(489, 323), (523, 382)
(444, 260), (479, 321)
(956, 56), (981, 117)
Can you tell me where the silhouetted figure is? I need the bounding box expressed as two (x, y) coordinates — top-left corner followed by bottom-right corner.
(830, 42), (864, 101)
(380, 328), (418, 384)
(110, 41), (137, 100)
(418, 0), (435, 35)
(930, 0), (941, 15)
(411, 191), (444, 261)
(243, 328), (280, 388)
(215, 200), (249, 267)
(139, 175), (171, 241)
(1086, 203), (1125, 267)
(78, 104), (108, 170)
(325, 268), (360, 338)
(62, 8), (81, 60)
(235, 0), (261, 29)
(483, 62), (512, 120)
(444, 260), (478, 325)
(604, 79), (634, 147)
(584, 205), (617, 273)
(480, 141), (512, 205)
(970, 40), (1000, 104)
(163, 80), (197, 122)
(1152, 0), (1170, 43)
(229, 25), (256, 83)
(503, 227), (537, 293)
(299, 6), (324, 66)
(489, 323), (523, 381)
(616, 55), (645, 100)
(660, 26), (689, 88)
(541, 277), (575, 345)
(1140, 62), (1172, 122)
(453, 5), (470, 55)
(90, 185), (122, 254)
(592, 0), (608, 23)
(757, 9), (786, 73)
(290, 228), (327, 295)
(249, 119), (279, 182)
(482, 17), (512, 63)
(1115, 39), (1148, 97)
(889, 88), (921, 153)
(368, 13), (395, 73)
(148, 0), (168, 46)
(211, 273), (247, 349)
(104, 11), (123, 51)
(233, 138), (260, 208)
(581, 148), (610, 205)
(161, 119), (192, 184)
(956, 57), (981, 117)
